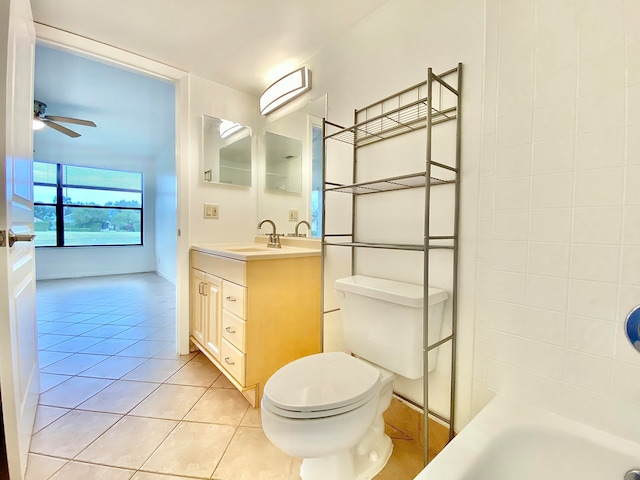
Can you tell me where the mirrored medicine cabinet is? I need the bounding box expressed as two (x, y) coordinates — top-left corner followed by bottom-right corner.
(264, 132), (302, 194)
(202, 114), (252, 186)
(258, 94), (326, 237)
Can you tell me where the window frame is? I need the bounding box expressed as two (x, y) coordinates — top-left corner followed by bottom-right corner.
(34, 162), (144, 248)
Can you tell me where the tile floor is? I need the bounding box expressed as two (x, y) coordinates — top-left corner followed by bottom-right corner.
(27, 273), (423, 480)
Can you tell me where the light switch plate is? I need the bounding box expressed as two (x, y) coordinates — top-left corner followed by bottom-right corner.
(289, 209), (299, 222)
(204, 203), (219, 219)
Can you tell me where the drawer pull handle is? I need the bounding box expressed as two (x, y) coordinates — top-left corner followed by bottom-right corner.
(224, 357), (235, 366)
(225, 296), (237, 302)
(225, 327), (236, 334)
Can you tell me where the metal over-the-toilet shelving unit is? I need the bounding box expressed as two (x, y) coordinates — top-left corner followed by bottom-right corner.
(321, 63), (462, 465)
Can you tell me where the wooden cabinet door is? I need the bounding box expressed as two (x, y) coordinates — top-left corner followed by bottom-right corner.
(190, 268), (206, 345)
(204, 274), (223, 361)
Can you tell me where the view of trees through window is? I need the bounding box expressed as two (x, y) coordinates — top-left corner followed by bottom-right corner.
(34, 162), (143, 247)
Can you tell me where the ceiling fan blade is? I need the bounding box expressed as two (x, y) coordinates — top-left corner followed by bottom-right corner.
(44, 115), (96, 127)
(43, 119), (81, 138)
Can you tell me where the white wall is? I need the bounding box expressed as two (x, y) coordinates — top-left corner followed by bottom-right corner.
(155, 140), (177, 283)
(187, 75), (258, 246)
(473, 0), (640, 443)
(308, 0), (485, 428)
(35, 151), (159, 279)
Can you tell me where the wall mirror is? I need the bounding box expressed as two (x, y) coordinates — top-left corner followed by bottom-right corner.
(258, 94), (326, 237)
(265, 132), (302, 193)
(202, 114), (252, 186)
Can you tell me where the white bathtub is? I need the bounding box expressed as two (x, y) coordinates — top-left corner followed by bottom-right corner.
(414, 395), (640, 480)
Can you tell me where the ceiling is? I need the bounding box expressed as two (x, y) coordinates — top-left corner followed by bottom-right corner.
(33, 45), (175, 164)
(30, 0), (391, 95)
(30, 0), (391, 164)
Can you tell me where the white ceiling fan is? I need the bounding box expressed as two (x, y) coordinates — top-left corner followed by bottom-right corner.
(33, 100), (96, 138)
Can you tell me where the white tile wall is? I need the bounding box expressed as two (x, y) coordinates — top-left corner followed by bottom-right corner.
(535, 0), (577, 71)
(527, 243), (570, 277)
(577, 89), (626, 133)
(629, 86), (640, 125)
(523, 307), (566, 346)
(535, 65), (577, 108)
(534, 101), (577, 141)
(572, 207), (622, 244)
(577, 0), (625, 60)
(530, 174), (573, 208)
(623, 207), (640, 244)
(568, 280), (618, 320)
(578, 50), (625, 98)
(574, 167), (624, 206)
(569, 244), (620, 283)
(532, 137), (575, 175)
(625, 166), (640, 204)
(496, 144), (532, 178)
(474, 0), (640, 442)
(628, 46), (640, 85)
(575, 129), (625, 170)
(566, 314), (615, 357)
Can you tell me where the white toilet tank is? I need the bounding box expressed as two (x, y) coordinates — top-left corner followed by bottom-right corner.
(335, 275), (447, 379)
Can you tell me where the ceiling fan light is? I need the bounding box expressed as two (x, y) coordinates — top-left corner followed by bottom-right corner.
(259, 66), (311, 116)
(32, 118), (46, 131)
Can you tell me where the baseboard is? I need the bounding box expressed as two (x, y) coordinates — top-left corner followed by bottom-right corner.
(35, 269), (156, 281)
(155, 269), (176, 285)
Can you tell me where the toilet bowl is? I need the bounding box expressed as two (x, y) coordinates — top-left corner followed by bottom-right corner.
(261, 275), (448, 480)
(261, 351), (394, 480)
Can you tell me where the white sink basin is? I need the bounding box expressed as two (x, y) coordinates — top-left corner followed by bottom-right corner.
(224, 247), (271, 252)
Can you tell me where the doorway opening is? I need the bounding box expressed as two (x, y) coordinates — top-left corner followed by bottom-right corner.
(33, 43), (178, 371)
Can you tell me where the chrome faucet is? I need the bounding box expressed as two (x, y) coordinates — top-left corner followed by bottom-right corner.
(294, 220), (311, 237)
(257, 219), (281, 248)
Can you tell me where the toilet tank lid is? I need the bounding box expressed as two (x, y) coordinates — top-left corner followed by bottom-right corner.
(335, 275), (447, 308)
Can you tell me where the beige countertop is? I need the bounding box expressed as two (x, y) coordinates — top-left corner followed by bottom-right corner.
(192, 236), (321, 261)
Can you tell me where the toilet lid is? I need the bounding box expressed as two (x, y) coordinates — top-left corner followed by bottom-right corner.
(263, 352), (381, 419)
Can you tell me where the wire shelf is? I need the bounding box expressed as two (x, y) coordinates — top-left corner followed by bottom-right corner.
(323, 241), (425, 251)
(324, 172), (453, 195)
(324, 72), (459, 148)
(323, 237), (456, 250)
(325, 104), (456, 147)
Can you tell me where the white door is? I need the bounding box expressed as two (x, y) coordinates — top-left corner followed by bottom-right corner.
(0, 0), (38, 478)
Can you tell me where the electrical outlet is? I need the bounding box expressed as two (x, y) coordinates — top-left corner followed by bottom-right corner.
(288, 209), (299, 222)
(204, 203), (219, 219)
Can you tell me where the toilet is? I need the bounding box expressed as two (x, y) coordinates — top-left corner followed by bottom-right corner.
(261, 275), (448, 480)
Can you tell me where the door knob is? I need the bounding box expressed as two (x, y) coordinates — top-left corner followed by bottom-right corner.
(9, 230), (36, 247)
(1, 229), (36, 247)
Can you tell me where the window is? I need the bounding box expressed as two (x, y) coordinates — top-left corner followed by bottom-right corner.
(34, 162), (143, 247)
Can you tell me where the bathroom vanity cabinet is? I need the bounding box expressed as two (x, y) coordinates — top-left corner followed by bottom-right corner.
(190, 245), (321, 407)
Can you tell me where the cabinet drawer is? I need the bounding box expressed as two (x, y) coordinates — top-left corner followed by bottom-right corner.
(221, 338), (245, 385)
(222, 310), (246, 352)
(191, 250), (245, 286)
(223, 281), (246, 319)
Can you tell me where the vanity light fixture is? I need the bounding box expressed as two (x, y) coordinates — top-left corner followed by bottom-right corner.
(219, 119), (244, 139)
(259, 66), (312, 116)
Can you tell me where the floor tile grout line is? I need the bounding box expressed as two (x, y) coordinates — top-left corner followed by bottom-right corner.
(32, 274), (257, 479)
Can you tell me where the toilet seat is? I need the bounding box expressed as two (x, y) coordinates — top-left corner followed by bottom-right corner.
(262, 352), (381, 419)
